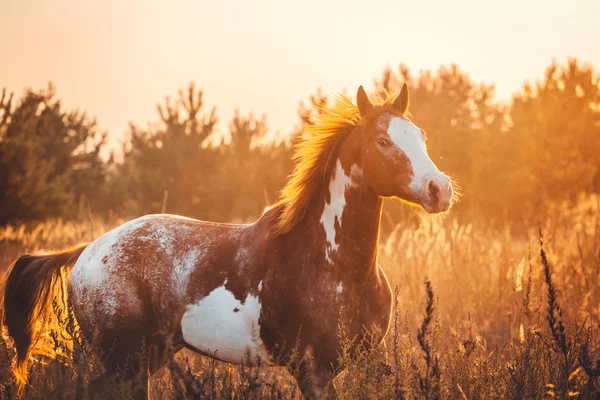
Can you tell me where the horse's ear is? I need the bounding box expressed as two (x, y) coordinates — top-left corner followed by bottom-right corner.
(356, 86), (373, 117)
(392, 83), (409, 114)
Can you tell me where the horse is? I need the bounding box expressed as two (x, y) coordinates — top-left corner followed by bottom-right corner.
(1, 83), (453, 399)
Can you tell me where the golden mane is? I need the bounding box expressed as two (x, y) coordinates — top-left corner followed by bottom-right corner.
(269, 90), (400, 235)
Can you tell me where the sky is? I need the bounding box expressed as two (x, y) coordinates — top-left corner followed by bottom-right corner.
(1, 0), (599, 148)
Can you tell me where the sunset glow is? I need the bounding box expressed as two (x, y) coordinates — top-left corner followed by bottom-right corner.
(2, 0), (598, 143)
(2, 2), (600, 398)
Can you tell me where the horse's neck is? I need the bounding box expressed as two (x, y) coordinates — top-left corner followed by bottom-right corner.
(303, 159), (383, 282)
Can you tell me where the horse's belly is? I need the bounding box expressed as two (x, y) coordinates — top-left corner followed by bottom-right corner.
(181, 283), (268, 365)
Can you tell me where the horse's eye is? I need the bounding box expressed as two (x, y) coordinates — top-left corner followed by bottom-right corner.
(377, 138), (390, 147)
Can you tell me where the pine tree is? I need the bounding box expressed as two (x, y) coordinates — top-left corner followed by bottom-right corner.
(117, 83), (293, 223)
(118, 83), (218, 219)
(510, 59), (600, 206)
(0, 84), (107, 225)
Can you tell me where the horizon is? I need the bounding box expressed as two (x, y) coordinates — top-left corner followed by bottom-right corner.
(2, 0), (599, 149)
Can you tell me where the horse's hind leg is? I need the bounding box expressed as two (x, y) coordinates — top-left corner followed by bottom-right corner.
(87, 326), (151, 400)
(87, 372), (126, 400)
(148, 330), (184, 375)
(88, 368), (149, 400)
(87, 330), (183, 399)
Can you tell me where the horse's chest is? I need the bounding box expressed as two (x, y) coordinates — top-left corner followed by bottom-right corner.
(342, 290), (391, 333)
(180, 283), (267, 365)
(301, 275), (392, 336)
(333, 274), (393, 339)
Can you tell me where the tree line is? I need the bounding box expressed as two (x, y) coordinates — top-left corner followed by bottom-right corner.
(1, 59), (599, 229)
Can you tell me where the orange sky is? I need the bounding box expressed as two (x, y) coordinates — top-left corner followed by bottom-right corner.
(1, 0), (599, 147)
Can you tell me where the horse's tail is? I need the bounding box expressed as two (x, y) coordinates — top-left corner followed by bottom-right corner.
(1, 243), (88, 387)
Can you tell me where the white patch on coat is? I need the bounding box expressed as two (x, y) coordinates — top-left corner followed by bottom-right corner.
(320, 160), (354, 263)
(181, 285), (267, 365)
(159, 214), (199, 222)
(387, 117), (441, 191)
(69, 216), (152, 323)
(70, 214), (204, 325)
(172, 249), (202, 297)
(138, 220), (178, 257)
(235, 248), (251, 270)
(336, 283), (343, 294)
(350, 164), (364, 181)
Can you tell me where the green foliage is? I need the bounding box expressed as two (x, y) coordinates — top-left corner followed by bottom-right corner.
(2, 58), (600, 229)
(375, 64), (506, 222)
(510, 59), (600, 204)
(214, 111), (292, 221)
(115, 83), (292, 223)
(0, 85), (106, 225)
(117, 83), (219, 219)
(375, 59), (600, 228)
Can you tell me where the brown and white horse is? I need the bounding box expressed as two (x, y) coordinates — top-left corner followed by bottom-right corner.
(1, 84), (452, 399)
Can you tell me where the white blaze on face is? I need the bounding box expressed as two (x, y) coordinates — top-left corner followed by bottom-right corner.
(320, 160), (353, 263)
(387, 117), (441, 192)
(181, 284), (267, 365)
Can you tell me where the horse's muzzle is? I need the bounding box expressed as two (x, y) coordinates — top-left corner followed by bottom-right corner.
(422, 175), (453, 213)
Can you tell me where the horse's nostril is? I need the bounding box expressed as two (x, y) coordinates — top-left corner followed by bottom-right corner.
(428, 180), (440, 202)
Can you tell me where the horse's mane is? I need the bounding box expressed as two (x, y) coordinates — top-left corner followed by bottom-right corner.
(268, 90), (400, 235)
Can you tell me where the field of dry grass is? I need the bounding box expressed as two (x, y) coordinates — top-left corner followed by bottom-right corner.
(2, 196), (600, 399)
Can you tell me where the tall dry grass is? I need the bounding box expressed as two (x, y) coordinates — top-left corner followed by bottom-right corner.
(1, 195), (600, 398)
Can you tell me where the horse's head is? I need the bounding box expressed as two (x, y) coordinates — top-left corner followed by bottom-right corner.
(353, 84), (453, 213)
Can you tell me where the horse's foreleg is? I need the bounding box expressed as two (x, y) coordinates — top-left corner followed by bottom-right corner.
(289, 357), (336, 400)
